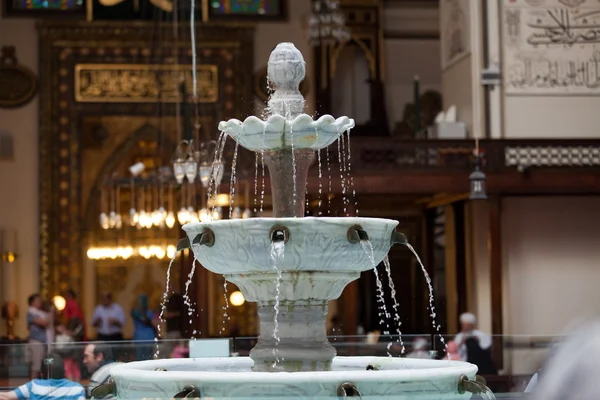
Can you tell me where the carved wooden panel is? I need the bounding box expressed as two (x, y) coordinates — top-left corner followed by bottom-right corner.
(38, 21), (254, 300)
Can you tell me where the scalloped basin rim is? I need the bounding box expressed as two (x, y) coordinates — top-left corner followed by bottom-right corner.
(110, 356), (478, 383)
(218, 113), (355, 132)
(182, 216), (399, 230)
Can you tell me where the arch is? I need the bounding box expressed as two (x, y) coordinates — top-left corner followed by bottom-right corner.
(82, 123), (177, 235)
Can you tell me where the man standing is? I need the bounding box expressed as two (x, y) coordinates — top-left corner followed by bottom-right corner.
(62, 289), (86, 342)
(83, 343), (123, 399)
(91, 292), (125, 342)
(26, 294), (49, 379)
(0, 353), (85, 400)
(454, 312), (492, 361)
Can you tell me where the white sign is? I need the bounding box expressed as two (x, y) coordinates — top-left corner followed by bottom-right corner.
(503, 0), (600, 94)
(440, 0), (471, 70)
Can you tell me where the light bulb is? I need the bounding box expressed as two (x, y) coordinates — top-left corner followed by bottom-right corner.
(232, 207), (242, 219)
(109, 211), (117, 228)
(151, 209), (162, 226)
(199, 208), (209, 222)
(177, 207), (189, 225)
(115, 214), (122, 229)
(165, 211), (176, 229)
(167, 245), (176, 259)
(242, 208), (251, 219)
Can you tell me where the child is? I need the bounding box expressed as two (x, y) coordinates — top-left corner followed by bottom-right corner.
(171, 340), (189, 358)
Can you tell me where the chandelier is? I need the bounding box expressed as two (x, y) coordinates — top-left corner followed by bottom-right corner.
(308, 0), (351, 46)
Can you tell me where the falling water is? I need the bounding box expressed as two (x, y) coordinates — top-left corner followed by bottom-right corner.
(253, 153), (259, 213)
(220, 280), (230, 335)
(383, 255), (405, 354)
(326, 147), (332, 215)
(346, 129), (357, 216)
(211, 135), (228, 214)
(338, 137), (348, 215)
(155, 253), (178, 357)
(290, 124), (297, 207)
(260, 125), (267, 214)
(270, 240), (285, 366)
(317, 149), (323, 216)
(405, 242), (447, 352)
(228, 141), (240, 219)
(207, 132), (227, 213)
(183, 259), (198, 334)
(360, 240), (392, 356)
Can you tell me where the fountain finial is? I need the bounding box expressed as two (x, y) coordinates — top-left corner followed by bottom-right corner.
(267, 43), (306, 119)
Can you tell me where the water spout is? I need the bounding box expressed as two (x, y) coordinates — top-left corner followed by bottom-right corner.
(270, 225), (290, 244)
(347, 225), (369, 244)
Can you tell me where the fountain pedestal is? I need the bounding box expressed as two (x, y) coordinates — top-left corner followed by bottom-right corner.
(227, 270), (358, 372)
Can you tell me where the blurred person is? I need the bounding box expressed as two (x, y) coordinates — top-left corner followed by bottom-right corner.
(454, 312), (492, 361)
(0, 352), (85, 400)
(91, 292), (125, 342)
(26, 294), (50, 379)
(407, 337), (430, 359)
(465, 337), (497, 375)
(62, 289), (86, 342)
(42, 300), (56, 354)
(53, 324), (79, 381)
(530, 319), (600, 400)
(131, 294), (157, 361)
(171, 340), (189, 358)
(83, 343), (123, 399)
(444, 340), (460, 360)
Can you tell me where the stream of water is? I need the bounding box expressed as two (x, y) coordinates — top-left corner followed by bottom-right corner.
(360, 240), (392, 356)
(270, 240), (285, 367)
(383, 255), (405, 354)
(228, 142), (239, 219)
(405, 242), (447, 353)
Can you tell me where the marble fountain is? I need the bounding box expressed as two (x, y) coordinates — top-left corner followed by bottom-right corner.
(95, 43), (493, 399)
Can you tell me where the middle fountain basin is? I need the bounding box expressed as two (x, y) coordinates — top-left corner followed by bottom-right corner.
(182, 217), (399, 275)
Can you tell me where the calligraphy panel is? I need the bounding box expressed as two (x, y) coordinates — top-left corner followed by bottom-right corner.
(208, 0), (285, 20)
(503, 0), (600, 94)
(74, 64), (218, 103)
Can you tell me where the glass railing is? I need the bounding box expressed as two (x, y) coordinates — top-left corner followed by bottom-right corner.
(0, 334), (553, 398)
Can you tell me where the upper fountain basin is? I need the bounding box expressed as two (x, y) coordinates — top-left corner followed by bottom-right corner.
(182, 217), (398, 275)
(217, 114), (355, 152)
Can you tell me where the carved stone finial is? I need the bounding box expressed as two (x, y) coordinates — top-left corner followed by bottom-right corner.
(266, 43), (306, 119)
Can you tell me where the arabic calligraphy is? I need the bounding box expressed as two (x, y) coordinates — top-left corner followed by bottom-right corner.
(98, 0), (172, 12)
(527, 9), (600, 45)
(75, 64), (218, 103)
(507, 57), (600, 90)
(503, 0), (600, 94)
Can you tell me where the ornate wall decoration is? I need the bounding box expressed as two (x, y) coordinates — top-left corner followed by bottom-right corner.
(75, 64), (218, 103)
(0, 46), (37, 109)
(38, 21), (254, 301)
(3, 0), (84, 16)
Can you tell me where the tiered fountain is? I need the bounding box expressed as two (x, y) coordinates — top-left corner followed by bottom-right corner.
(100, 43), (493, 399)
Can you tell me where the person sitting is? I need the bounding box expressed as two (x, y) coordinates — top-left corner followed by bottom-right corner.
(454, 312), (492, 361)
(0, 353), (85, 400)
(83, 343), (122, 399)
(444, 340), (461, 360)
(407, 337), (430, 359)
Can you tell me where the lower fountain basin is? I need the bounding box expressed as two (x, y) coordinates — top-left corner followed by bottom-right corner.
(109, 357), (477, 399)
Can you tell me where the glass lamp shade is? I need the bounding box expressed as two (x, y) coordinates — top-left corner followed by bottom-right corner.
(173, 159), (186, 184)
(232, 207), (242, 219)
(199, 164), (211, 188)
(177, 207), (189, 225)
(99, 212), (109, 230)
(469, 169), (488, 200)
(184, 159), (199, 182)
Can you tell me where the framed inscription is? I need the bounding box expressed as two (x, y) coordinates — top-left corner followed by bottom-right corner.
(74, 64), (219, 103)
(503, 0), (600, 95)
